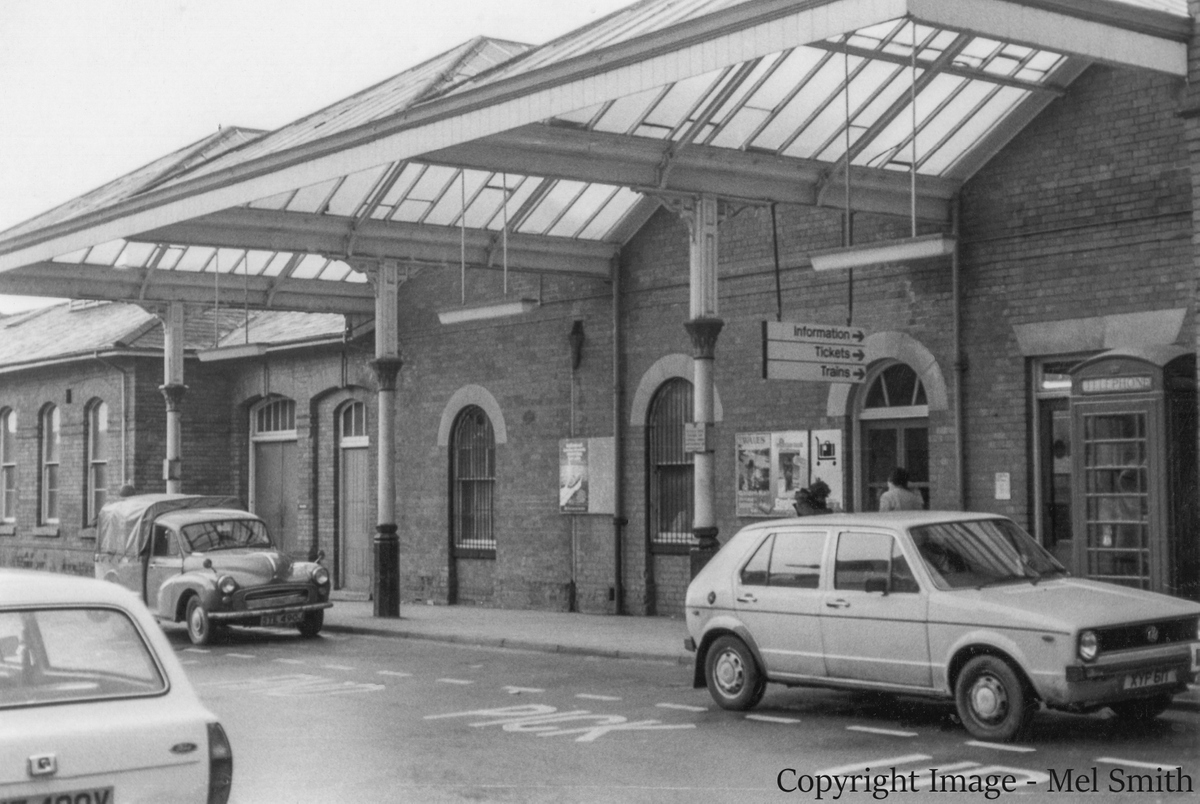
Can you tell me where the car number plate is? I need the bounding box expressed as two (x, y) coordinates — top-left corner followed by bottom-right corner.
(2, 786), (114, 804)
(261, 611), (304, 627)
(1122, 669), (1177, 690)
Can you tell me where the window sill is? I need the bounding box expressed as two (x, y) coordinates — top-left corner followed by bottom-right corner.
(0, 523), (14, 537)
(32, 525), (60, 538)
(453, 548), (496, 560)
(80, 526), (97, 541)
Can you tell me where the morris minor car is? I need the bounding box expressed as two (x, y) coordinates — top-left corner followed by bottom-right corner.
(95, 494), (332, 645)
(685, 511), (1200, 741)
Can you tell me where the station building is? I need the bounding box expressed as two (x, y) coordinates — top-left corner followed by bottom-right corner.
(0, 0), (1196, 615)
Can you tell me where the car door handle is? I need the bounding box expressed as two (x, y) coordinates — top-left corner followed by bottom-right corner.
(825, 599), (850, 609)
(735, 593), (758, 604)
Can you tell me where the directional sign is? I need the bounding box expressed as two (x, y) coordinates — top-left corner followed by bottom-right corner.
(762, 321), (868, 383)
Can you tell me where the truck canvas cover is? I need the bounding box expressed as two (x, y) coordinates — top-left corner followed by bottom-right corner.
(96, 494), (243, 560)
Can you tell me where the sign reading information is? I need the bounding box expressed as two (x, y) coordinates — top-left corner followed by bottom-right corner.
(762, 321), (868, 383)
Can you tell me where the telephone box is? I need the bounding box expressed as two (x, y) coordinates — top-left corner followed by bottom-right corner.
(1069, 346), (1196, 598)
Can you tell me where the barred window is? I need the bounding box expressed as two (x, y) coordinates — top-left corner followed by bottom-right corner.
(451, 406), (495, 555)
(646, 378), (693, 548)
(1, 409), (15, 522)
(41, 405), (60, 523)
(86, 400), (109, 524)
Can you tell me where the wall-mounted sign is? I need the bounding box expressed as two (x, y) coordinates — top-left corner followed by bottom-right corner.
(683, 422), (712, 453)
(762, 321), (868, 383)
(1080, 375), (1153, 394)
(559, 437), (614, 515)
(810, 429), (844, 512)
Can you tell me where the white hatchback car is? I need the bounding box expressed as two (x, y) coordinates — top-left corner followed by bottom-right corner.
(685, 512), (1200, 741)
(0, 568), (232, 803)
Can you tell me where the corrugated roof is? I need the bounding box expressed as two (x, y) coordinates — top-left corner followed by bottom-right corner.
(0, 127), (263, 241)
(171, 37), (532, 185)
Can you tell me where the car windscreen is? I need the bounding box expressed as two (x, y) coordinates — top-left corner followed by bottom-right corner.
(910, 519), (1066, 591)
(0, 607), (166, 709)
(181, 518), (272, 552)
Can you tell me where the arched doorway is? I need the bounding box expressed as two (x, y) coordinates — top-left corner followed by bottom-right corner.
(449, 405), (496, 604)
(336, 401), (370, 592)
(645, 377), (693, 615)
(858, 363), (929, 511)
(250, 397), (298, 555)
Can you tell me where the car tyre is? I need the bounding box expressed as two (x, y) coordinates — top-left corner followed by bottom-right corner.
(1108, 694), (1172, 723)
(705, 635), (765, 711)
(955, 655), (1034, 742)
(185, 596), (214, 646)
(297, 610), (324, 639)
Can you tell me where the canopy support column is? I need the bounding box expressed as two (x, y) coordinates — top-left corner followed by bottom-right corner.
(363, 260), (403, 618)
(674, 194), (724, 578)
(160, 301), (186, 494)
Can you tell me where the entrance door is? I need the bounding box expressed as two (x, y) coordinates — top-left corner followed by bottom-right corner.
(1072, 400), (1163, 590)
(337, 402), (371, 593)
(253, 440), (298, 555)
(862, 422), (928, 511)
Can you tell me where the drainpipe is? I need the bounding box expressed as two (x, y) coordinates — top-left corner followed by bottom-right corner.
(952, 197), (966, 510)
(611, 253), (626, 615)
(92, 353), (129, 487)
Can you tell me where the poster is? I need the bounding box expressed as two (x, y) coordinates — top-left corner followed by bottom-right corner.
(810, 429), (844, 512)
(559, 439), (589, 513)
(771, 431), (809, 514)
(735, 432), (773, 517)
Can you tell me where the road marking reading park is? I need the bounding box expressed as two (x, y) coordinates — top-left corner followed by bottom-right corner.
(426, 704), (696, 743)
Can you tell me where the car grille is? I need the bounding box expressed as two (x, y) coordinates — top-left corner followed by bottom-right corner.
(244, 588), (310, 610)
(1096, 617), (1197, 652)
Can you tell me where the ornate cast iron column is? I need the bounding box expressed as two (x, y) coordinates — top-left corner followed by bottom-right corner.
(160, 301), (187, 494)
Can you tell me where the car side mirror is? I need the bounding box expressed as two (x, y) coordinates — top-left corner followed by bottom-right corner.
(864, 576), (889, 595)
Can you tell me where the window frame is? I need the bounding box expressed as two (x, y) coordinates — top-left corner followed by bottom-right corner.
(85, 400), (109, 525)
(450, 405), (496, 558)
(40, 405), (60, 524)
(0, 409), (15, 523)
(645, 377), (694, 554)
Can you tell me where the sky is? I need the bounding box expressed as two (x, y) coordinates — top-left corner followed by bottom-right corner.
(0, 0), (636, 313)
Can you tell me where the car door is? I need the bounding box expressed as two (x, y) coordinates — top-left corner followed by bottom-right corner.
(732, 528), (829, 680)
(819, 529), (932, 689)
(144, 524), (184, 615)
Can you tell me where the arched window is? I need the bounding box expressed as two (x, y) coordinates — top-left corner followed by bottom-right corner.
(338, 401), (368, 446)
(451, 406), (495, 555)
(41, 405), (60, 523)
(859, 363), (929, 511)
(646, 378), (693, 548)
(252, 397), (296, 439)
(85, 400), (109, 524)
(0, 409), (15, 522)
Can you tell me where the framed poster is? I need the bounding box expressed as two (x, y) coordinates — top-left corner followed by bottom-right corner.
(737, 430), (810, 517)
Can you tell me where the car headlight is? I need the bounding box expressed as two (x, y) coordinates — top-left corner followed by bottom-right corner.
(1078, 630), (1099, 662)
(311, 566), (330, 586)
(217, 575), (238, 595)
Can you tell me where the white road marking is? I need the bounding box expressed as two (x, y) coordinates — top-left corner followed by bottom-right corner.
(504, 686), (545, 694)
(656, 703), (707, 713)
(848, 726), (917, 737)
(1096, 757), (1181, 771)
(575, 694), (621, 701)
(377, 670), (412, 678)
(182, 648), (210, 654)
(966, 740), (1036, 753)
(224, 653), (255, 659)
(437, 678), (475, 685)
(469, 664), (484, 669)
(180, 660), (199, 666)
(745, 714), (800, 724)
(273, 658), (306, 665)
(427, 704), (696, 742)
(815, 755), (933, 777)
(200, 673), (384, 697)
(322, 664), (355, 671)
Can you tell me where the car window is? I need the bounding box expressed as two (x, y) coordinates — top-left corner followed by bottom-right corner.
(767, 531), (825, 589)
(834, 531), (893, 591)
(0, 607), (166, 709)
(911, 519), (1065, 590)
(739, 534), (773, 586)
(182, 518), (271, 552)
(151, 525), (178, 557)
(890, 540), (920, 593)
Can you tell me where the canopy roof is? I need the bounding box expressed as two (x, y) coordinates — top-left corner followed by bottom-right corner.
(0, 0), (1189, 315)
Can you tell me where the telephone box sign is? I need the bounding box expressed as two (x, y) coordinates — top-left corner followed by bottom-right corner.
(762, 321), (868, 383)
(1080, 375), (1153, 394)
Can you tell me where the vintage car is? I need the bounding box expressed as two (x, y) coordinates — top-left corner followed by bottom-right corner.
(1, 567), (232, 803)
(685, 511), (1200, 741)
(95, 494), (332, 645)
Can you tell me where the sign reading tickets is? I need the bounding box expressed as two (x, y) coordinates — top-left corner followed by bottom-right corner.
(762, 321), (868, 383)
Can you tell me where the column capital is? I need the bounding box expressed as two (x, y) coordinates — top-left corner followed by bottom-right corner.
(369, 356), (404, 391)
(684, 317), (724, 359)
(158, 383), (188, 411)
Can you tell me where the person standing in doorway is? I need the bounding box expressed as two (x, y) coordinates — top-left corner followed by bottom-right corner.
(879, 467), (924, 511)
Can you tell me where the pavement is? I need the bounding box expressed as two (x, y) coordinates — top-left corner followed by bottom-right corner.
(322, 600), (1200, 713)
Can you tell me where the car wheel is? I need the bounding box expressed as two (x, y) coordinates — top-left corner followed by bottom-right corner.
(955, 655), (1034, 742)
(704, 635), (765, 711)
(185, 596), (213, 646)
(1108, 694), (1172, 723)
(297, 610), (324, 639)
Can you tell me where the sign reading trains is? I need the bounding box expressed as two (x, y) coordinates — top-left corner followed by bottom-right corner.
(762, 321), (868, 383)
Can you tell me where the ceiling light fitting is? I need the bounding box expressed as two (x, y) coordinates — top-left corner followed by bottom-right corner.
(808, 233), (956, 272)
